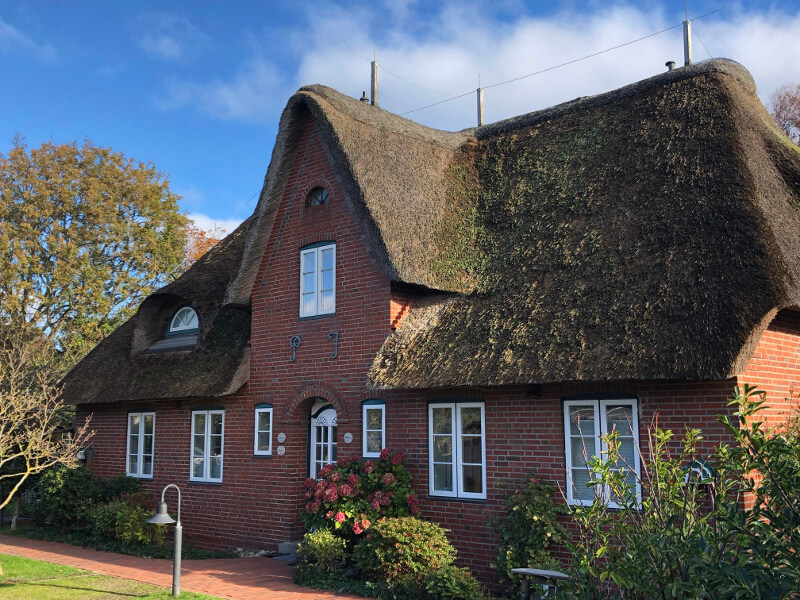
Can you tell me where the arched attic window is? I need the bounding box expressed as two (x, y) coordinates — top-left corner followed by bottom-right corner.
(144, 305), (200, 354)
(307, 187), (329, 207)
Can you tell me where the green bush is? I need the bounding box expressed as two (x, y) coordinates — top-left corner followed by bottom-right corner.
(34, 465), (107, 529)
(295, 529), (348, 583)
(353, 517), (456, 583)
(494, 474), (566, 594)
(424, 565), (487, 600)
(86, 500), (163, 548)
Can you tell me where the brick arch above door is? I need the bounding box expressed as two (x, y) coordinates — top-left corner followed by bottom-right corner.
(286, 382), (350, 424)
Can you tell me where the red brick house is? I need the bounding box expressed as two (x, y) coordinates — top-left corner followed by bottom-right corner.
(63, 59), (800, 582)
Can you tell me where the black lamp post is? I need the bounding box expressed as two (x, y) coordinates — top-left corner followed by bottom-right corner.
(146, 484), (182, 597)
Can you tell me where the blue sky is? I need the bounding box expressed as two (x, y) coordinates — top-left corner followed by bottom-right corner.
(2, 1), (800, 233)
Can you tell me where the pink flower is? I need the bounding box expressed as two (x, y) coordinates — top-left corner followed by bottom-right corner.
(391, 451), (406, 465)
(382, 473), (395, 486)
(353, 521), (363, 535)
(305, 489), (315, 499)
(350, 455), (360, 463)
(304, 478), (316, 488)
(305, 502), (314, 514)
(379, 449), (392, 461)
(313, 487), (323, 500)
(347, 474), (359, 487)
(323, 485), (338, 503)
(338, 483), (352, 498)
(410, 505), (419, 515)
(380, 493), (392, 506)
(318, 465), (332, 478)
(326, 511), (334, 519)
(329, 471), (341, 483)
(361, 518), (371, 530)
(363, 461), (375, 474)
(312, 499), (322, 512)
(371, 499), (380, 511)
(334, 511), (346, 523)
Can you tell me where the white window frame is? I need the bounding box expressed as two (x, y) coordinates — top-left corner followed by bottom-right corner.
(563, 398), (641, 507)
(362, 402), (386, 458)
(126, 412), (155, 479)
(299, 243), (336, 317)
(190, 409), (225, 483)
(254, 406), (273, 456)
(428, 402), (487, 500)
(169, 306), (198, 333)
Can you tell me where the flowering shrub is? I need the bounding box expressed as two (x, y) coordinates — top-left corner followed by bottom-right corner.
(301, 450), (419, 541)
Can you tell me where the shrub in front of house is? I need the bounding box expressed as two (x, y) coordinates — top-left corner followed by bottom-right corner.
(300, 449), (419, 543)
(294, 529), (348, 584)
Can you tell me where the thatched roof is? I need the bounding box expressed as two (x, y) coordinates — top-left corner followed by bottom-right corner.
(369, 59), (800, 388)
(62, 219), (251, 404)
(63, 58), (800, 403)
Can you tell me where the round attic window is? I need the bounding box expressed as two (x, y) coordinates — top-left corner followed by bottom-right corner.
(307, 187), (329, 206)
(169, 306), (199, 333)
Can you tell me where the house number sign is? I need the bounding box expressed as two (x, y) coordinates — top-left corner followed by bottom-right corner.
(277, 432), (286, 443)
(277, 446), (286, 456)
(343, 432), (353, 444)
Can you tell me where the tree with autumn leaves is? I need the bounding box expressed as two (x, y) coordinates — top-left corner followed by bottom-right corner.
(769, 83), (800, 146)
(0, 136), (222, 511)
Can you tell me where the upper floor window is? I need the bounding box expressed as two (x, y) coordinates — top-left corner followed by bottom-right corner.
(563, 397), (640, 507)
(169, 306), (198, 333)
(127, 412), (155, 478)
(300, 243), (336, 317)
(428, 402), (486, 500)
(307, 187), (329, 206)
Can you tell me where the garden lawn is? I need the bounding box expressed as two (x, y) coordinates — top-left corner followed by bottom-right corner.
(0, 553), (221, 600)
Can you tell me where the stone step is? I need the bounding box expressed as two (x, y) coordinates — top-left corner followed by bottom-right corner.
(277, 540), (301, 555)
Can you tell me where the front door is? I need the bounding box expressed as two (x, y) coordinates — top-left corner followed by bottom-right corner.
(310, 405), (337, 478)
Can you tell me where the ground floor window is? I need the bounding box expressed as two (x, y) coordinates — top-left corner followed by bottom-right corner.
(191, 409), (224, 482)
(563, 397), (640, 506)
(127, 412), (154, 478)
(428, 402), (486, 500)
(310, 404), (337, 478)
(254, 404), (273, 456)
(362, 400), (385, 458)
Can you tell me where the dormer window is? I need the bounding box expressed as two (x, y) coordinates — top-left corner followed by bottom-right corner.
(169, 306), (199, 333)
(307, 187), (329, 206)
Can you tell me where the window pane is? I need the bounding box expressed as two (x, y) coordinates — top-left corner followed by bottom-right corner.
(128, 435), (138, 455)
(192, 457), (204, 478)
(433, 463), (453, 491)
(462, 465), (483, 494)
(143, 435), (153, 455)
(433, 436), (452, 462)
(209, 435), (222, 457)
(570, 406), (595, 436)
(571, 439), (592, 467)
(462, 435), (482, 464)
(321, 248), (334, 270)
(366, 431), (382, 453)
(144, 415), (154, 434)
(303, 293), (315, 314)
(303, 272), (315, 293)
(303, 252), (315, 273)
(209, 457), (222, 479)
(257, 432), (270, 452)
(211, 413), (223, 435)
(143, 455), (153, 476)
(571, 468), (595, 501)
(128, 455), (138, 474)
(432, 407), (452, 434)
(617, 439), (636, 467)
(257, 412), (271, 433)
(129, 415), (140, 435)
(194, 413), (206, 433)
(366, 408), (382, 430)
(606, 405), (633, 436)
(193, 435), (205, 458)
(321, 268), (334, 290)
(320, 290), (334, 312)
(461, 407), (481, 434)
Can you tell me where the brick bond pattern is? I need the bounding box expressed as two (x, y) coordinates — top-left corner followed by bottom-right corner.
(77, 116), (800, 586)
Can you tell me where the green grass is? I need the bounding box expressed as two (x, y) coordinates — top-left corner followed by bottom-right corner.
(0, 554), (221, 600)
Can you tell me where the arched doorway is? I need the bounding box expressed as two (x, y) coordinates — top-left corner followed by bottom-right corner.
(309, 402), (337, 478)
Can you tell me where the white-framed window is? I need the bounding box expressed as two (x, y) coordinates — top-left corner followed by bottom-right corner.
(299, 243), (336, 317)
(127, 412), (155, 478)
(191, 409), (224, 482)
(428, 402), (486, 500)
(362, 401), (386, 458)
(563, 398), (641, 506)
(254, 405), (273, 456)
(169, 306), (198, 333)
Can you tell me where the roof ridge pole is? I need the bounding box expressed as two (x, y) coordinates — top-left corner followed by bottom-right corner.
(371, 59), (379, 106)
(683, 18), (692, 66)
(477, 73), (484, 127)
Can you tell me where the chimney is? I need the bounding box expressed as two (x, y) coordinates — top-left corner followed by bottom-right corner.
(360, 91), (369, 102)
(476, 87), (484, 127)
(665, 60), (676, 71)
(683, 19), (692, 66)
(370, 61), (379, 106)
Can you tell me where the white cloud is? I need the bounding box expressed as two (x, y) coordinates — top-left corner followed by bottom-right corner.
(186, 212), (243, 237)
(135, 13), (209, 61)
(0, 14), (56, 62)
(156, 2), (800, 130)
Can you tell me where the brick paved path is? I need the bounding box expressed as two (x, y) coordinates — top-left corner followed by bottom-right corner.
(0, 535), (361, 600)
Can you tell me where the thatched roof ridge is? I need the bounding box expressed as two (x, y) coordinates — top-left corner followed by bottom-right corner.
(62, 218), (252, 404)
(369, 60), (800, 389)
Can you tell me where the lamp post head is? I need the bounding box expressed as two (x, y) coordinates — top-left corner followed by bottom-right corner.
(147, 501), (176, 525)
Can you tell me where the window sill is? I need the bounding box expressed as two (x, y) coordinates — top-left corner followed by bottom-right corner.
(126, 474), (153, 479)
(252, 453), (273, 459)
(187, 480), (223, 486)
(298, 313), (335, 321)
(426, 495), (487, 504)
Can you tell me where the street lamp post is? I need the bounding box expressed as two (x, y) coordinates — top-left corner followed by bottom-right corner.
(146, 484), (182, 597)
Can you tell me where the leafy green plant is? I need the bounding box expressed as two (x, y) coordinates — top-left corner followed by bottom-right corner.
(295, 529), (348, 583)
(353, 517), (456, 583)
(494, 473), (566, 594)
(424, 565), (487, 600)
(301, 449), (419, 543)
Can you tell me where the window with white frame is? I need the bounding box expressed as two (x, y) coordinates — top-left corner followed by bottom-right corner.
(300, 243), (335, 317)
(127, 412), (155, 478)
(362, 401), (385, 458)
(563, 397), (640, 506)
(428, 402), (486, 500)
(254, 405), (273, 455)
(191, 409), (224, 482)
